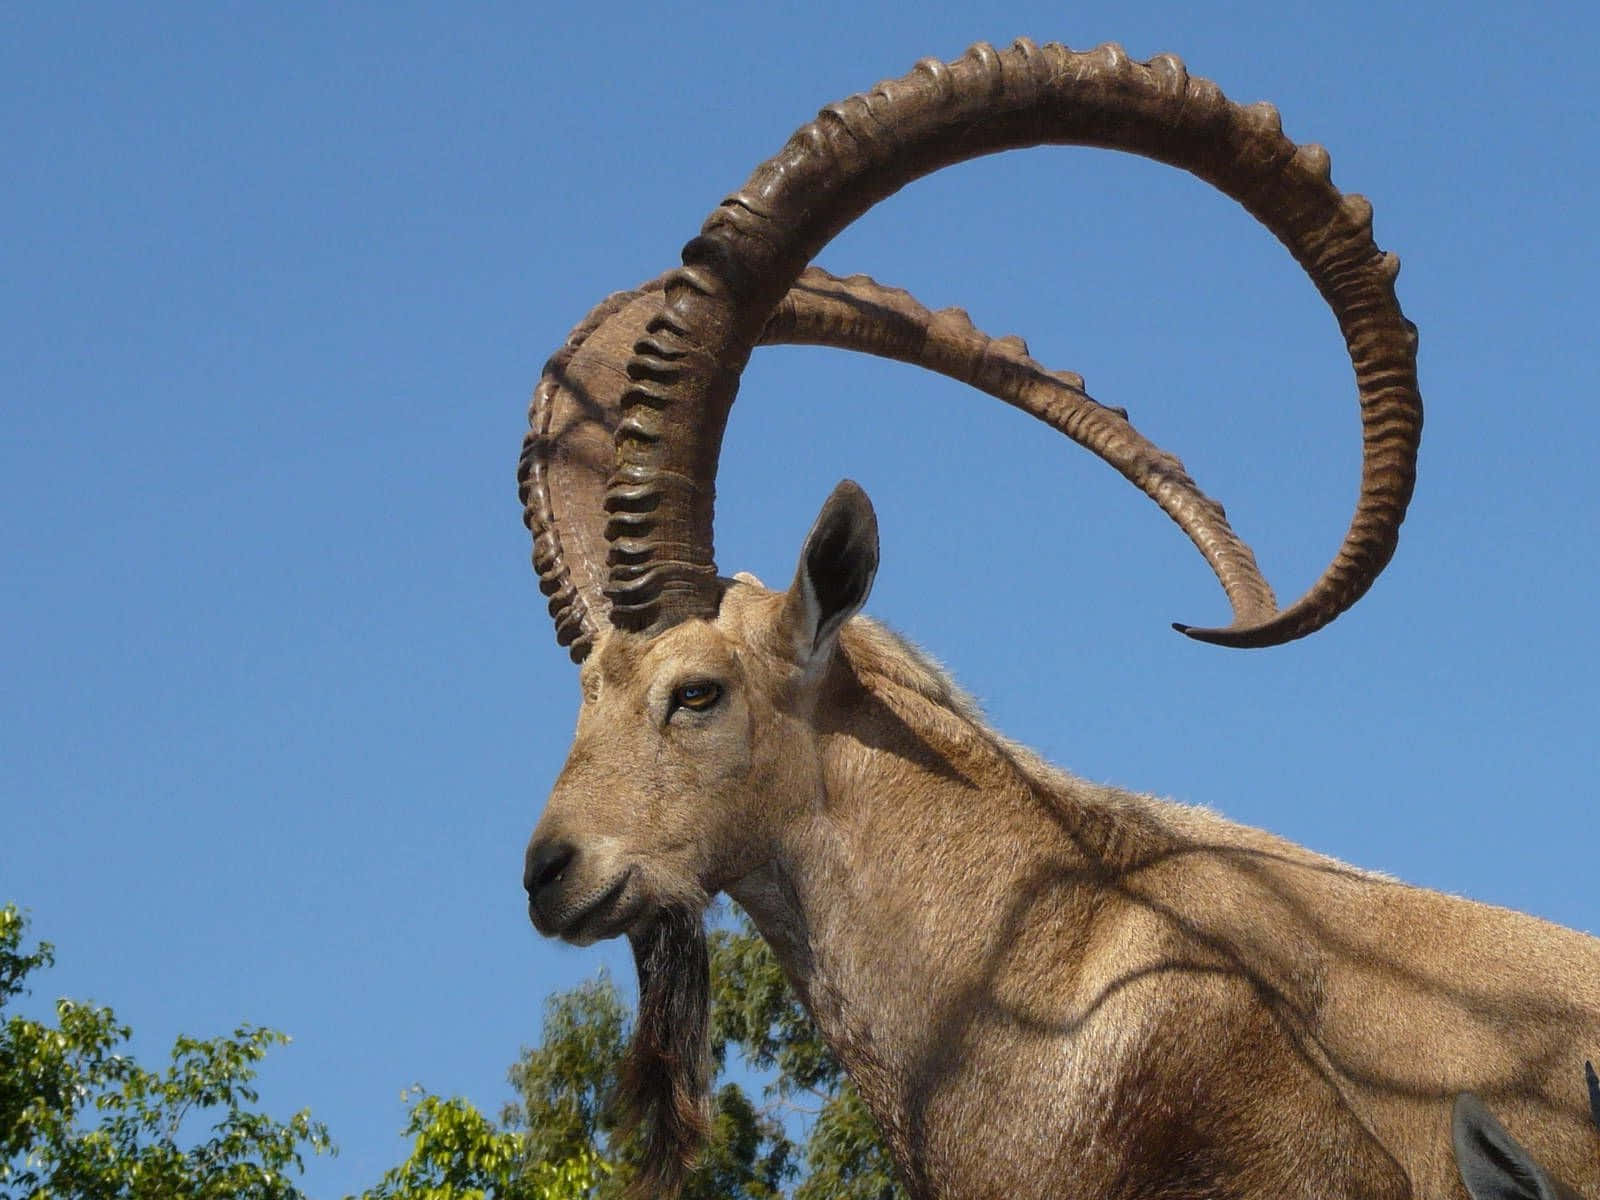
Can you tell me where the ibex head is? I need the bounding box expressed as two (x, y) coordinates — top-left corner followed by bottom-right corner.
(526, 481), (877, 947)
(518, 39), (1421, 1196)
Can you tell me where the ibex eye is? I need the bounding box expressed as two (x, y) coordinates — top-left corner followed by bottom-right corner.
(671, 681), (722, 713)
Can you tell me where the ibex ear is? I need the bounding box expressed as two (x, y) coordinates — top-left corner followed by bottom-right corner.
(781, 480), (878, 668)
(1452, 1093), (1563, 1200)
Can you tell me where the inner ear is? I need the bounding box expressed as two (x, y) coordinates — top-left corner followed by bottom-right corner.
(784, 480), (879, 662)
(804, 503), (874, 626)
(1453, 1093), (1558, 1200)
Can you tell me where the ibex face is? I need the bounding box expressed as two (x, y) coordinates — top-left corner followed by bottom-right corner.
(524, 484), (878, 946)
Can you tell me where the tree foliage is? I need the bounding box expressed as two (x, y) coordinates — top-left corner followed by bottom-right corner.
(705, 919), (904, 1200)
(493, 912), (905, 1199)
(2, 904), (903, 1198)
(345, 910), (905, 1198)
(0, 904), (332, 1199)
(353, 1090), (609, 1200)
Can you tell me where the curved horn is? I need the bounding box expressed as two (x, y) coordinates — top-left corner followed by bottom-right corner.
(762, 271), (1278, 629)
(523, 276), (672, 660)
(602, 40), (1421, 646)
(523, 268), (1274, 661)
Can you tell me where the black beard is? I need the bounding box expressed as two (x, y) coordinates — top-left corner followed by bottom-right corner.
(616, 906), (711, 1199)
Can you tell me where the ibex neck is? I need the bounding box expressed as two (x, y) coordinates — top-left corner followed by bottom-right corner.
(729, 644), (1172, 1193)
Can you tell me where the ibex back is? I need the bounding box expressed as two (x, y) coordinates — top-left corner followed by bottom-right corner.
(518, 39), (1600, 1200)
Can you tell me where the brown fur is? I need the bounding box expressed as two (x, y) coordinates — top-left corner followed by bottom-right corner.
(528, 578), (1600, 1199)
(615, 908), (711, 1200)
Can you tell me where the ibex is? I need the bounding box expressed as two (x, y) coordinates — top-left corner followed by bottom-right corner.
(519, 40), (1600, 1199)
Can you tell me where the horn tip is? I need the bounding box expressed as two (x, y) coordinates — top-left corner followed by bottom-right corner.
(1172, 620), (1280, 649)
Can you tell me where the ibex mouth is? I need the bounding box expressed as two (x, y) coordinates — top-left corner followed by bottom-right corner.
(556, 866), (641, 946)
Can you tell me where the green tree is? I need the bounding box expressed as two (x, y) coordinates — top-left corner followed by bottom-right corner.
(351, 911), (899, 1199)
(707, 919), (903, 1200)
(501, 972), (792, 1200)
(354, 1089), (608, 1200)
(0, 904), (332, 1199)
(3, 902), (903, 1199)
(493, 911), (905, 1200)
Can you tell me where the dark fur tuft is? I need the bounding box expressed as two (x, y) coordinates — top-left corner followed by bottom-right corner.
(615, 908), (711, 1199)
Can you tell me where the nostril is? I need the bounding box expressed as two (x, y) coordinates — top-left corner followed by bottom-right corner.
(524, 838), (578, 897)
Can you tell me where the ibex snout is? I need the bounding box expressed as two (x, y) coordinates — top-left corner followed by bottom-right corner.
(523, 829), (641, 945)
(523, 836), (574, 903)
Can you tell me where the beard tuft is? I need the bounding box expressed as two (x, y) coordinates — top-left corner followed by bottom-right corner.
(615, 905), (711, 1199)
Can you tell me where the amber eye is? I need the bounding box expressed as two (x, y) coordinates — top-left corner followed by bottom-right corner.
(671, 681), (722, 713)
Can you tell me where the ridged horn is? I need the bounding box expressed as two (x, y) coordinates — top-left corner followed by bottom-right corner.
(600, 40), (1421, 646)
(523, 267), (1274, 661)
(523, 276), (673, 662)
(762, 270), (1278, 629)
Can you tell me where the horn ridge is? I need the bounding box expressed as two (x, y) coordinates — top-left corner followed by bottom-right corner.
(521, 276), (675, 662)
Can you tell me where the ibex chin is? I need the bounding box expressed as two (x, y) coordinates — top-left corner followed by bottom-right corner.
(518, 40), (1600, 1199)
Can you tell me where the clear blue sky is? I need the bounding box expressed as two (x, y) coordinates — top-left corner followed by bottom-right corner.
(5, 2), (1597, 1194)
